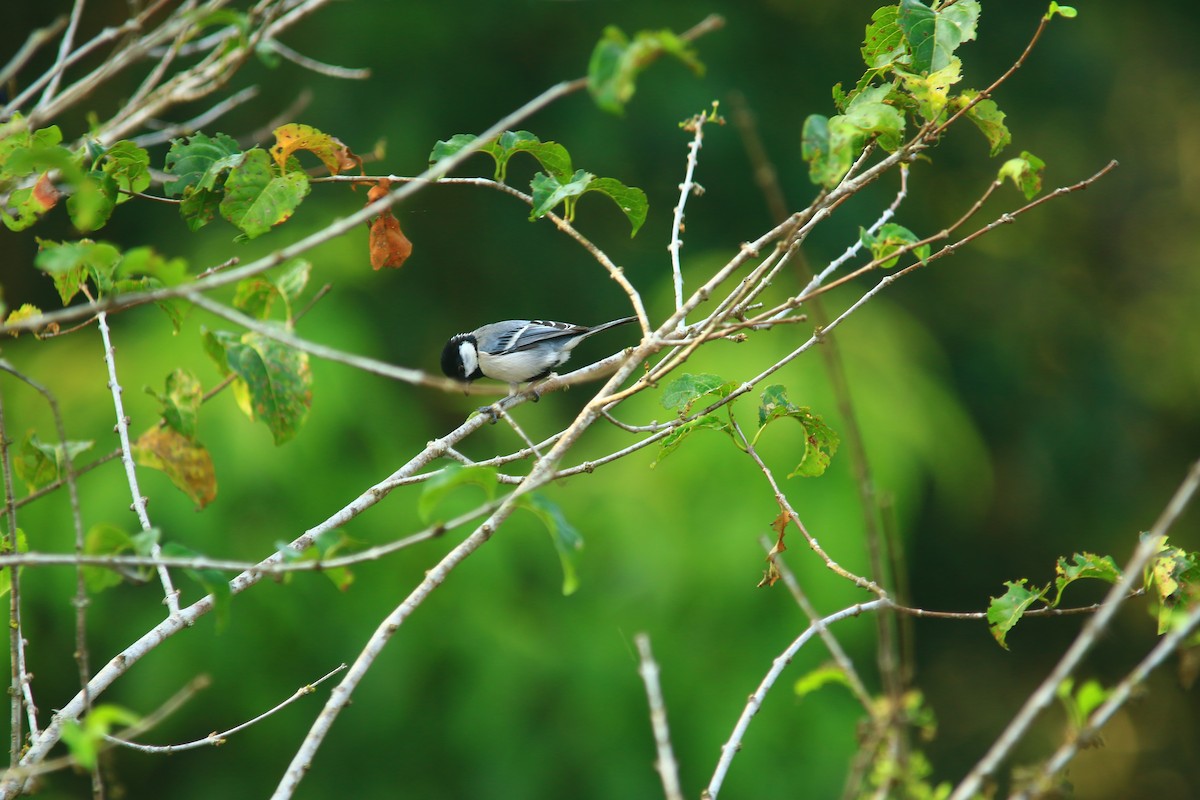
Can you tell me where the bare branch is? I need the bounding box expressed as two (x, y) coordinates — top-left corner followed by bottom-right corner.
(634, 634), (684, 800)
(949, 459), (1200, 800)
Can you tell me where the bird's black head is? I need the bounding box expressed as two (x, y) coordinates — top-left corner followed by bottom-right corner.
(441, 334), (482, 381)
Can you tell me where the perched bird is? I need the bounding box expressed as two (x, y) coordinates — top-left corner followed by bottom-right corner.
(441, 316), (637, 395)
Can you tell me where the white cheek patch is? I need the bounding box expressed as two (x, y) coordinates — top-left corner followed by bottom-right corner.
(459, 341), (479, 378)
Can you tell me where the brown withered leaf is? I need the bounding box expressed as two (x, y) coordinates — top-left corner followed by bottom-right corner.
(270, 123), (362, 175)
(369, 212), (412, 270)
(757, 507), (791, 588)
(132, 427), (217, 510)
(32, 172), (60, 213)
(366, 177), (391, 203)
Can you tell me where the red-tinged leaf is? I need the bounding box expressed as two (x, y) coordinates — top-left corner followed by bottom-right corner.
(369, 212), (412, 270)
(132, 426), (217, 509)
(270, 123), (361, 175)
(31, 172), (60, 212)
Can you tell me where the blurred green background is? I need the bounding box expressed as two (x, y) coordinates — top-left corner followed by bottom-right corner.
(2, 0), (1199, 797)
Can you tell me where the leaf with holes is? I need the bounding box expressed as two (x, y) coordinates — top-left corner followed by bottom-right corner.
(987, 579), (1049, 649)
(270, 123), (360, 175)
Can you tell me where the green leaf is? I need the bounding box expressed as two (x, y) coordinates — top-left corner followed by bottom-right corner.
(34, 238), (121, 305)
(957, 91), (1011, 156)
(1046, 3), (1078, 20)
(1057, 677), (1110, 734)
(897, 0), (980, 75)
(418, 464), (498, 522)
(584, 177), (649, 237)
(651, 415), (734, 468)
(429, 131), (572, 184)
(802, 88), (904, 188)
(661, 373), (738, 416)
(860, 222), (930, 268)
(861, 5), (907, 70)
(163, 132), (242, 198)
(117, 246), (189, 287)
(82, 523), (135, 592)
(0, 131), (84, 230)
(219, 148), (310, 239)
(588, 26), (704, 115)
(897, 58), (962, 122)
(1, 173), (61, 232)
(133, 426), (218, 510)
(1146, 539), (1200, 634)
(202, 328), (313, 445)
(987, 579), (1049, 649)
(100, 140), (151, 203)
(233, 259), (311, 321)
(755, 386), (840, 478)
(520, 493), (584, 596)
(65, 171), (118, 232)
(794, 665), (852, 699)
(530, 169), (593, 222)
(429, 133), (483, 175)
(61, 704), (140, 770)
(1052, 552), (1122, 606)
(503, 134), (573, 181)
(844, 86), (906, 151)
(998, 150), (1046, 199)
(12, 431), (94, 493)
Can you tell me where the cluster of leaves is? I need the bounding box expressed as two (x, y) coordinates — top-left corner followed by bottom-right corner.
(987, 536), (1200, 648)
(801, 0), (1074, 189)
(0, 116), (149, 234)
(654, 375), (840, 479)
(420, 465), (583, 595)
(164, 124), (359, 238)
(429, 130), (649, 236)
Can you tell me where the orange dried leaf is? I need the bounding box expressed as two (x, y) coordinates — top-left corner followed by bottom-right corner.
(270, 123), (362, 175)
(369, 211), (412, 270)
(32, 172), (60, 212)
(367, 178), (391, 204)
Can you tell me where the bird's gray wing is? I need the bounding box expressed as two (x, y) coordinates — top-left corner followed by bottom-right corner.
(478, 320), (586, 354)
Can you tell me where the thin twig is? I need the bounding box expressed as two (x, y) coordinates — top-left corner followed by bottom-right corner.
(668, 107), (717, 329)
(1014, 598), (1200, 799)
(949, 459), (1200, 800)
(93, 309), (180, 616)
(759, 535), (874, 713)
(36, 0), (85, 110)
(265, 39), (370, 79)
(703, 599), (889, 799)
(0, 16), (67, 88)
(131, 85), (261, 149)
(634, 634), (684, 800)
(107, 663), (347, 753)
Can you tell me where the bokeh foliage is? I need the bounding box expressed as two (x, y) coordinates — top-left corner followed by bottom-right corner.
(1, 1), (1198, 798)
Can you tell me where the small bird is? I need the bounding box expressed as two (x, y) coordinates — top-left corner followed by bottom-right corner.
(441, 316), (637, 395)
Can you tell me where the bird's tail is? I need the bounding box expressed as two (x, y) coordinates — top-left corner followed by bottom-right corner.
(586, 316), (638, 336)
